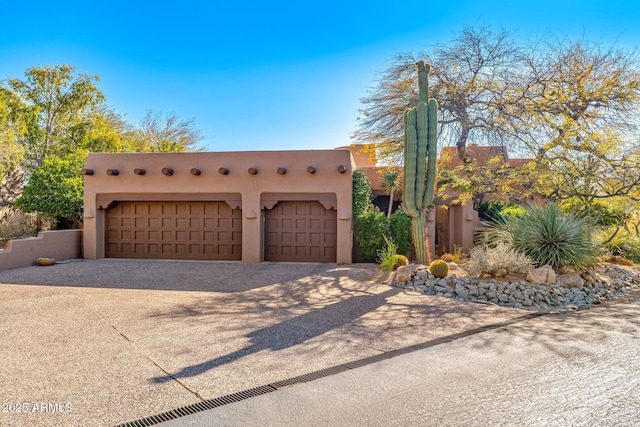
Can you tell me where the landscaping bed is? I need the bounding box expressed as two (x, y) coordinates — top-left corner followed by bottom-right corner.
(390, 262), (640, 311)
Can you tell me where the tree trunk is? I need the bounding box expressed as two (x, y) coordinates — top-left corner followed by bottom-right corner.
(387, 189), (394, 218)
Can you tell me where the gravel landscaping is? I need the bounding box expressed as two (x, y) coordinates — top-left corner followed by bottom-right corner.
(391, 263), (640, 310)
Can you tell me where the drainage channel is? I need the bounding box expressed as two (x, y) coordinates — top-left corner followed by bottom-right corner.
(115, 312), (545, 427)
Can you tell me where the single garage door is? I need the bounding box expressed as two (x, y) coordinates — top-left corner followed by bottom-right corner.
(106, 201), (242, 260)
(264, 201), (337, 262)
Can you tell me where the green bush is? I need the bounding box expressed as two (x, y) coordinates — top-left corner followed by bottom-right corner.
(355, 210), (413, 262)
(355, 211), (389, 262)
(559, 198), (631, 228)
(484, 203), (598, 271)
(389, 211), (412, 256)
(352, 169), (373, 217)
(478, 201), (525, 222)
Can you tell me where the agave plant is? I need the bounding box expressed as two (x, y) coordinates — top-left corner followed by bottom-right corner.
(483, 203), (599, 271)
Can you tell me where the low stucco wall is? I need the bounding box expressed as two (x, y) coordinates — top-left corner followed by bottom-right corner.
(0, 230), (82, 271)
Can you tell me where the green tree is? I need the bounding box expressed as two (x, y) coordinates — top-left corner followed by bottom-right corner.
(380, 168), (402, 218)
(71, 106), (134, 153)
(510, 40), (640, 211)
(4, 65), (104, 170)
(15, 149), (88, 228)
(0, 88), (25, 180)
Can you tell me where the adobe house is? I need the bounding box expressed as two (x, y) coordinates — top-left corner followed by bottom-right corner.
(82, 150), (354, 263)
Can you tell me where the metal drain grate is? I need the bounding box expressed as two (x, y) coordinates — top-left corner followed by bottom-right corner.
(114, 385), (277, 427)
(115, 312), (545, 426)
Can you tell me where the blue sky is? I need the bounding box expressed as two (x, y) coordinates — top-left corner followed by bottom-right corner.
(1, 1), (639, 152)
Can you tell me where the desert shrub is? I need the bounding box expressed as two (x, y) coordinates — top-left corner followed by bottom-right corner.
(598, 230), (640, 264)
(355, 211), (389, 262)
(440, 253), (456, 262)
(598, 255), (635, 266)
(378, 236), (398, 271)
(466, 243), (534, 277)
(389, 211), (412, 256)
(0, 207), (55, 248)
(440, 245), (465, 263)
(484, 204), (598, 271)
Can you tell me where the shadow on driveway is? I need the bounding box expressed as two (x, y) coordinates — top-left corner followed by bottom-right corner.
(153, 288), (399, 382)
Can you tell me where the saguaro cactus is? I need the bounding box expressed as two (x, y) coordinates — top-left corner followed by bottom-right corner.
(402, 60), (438, 265)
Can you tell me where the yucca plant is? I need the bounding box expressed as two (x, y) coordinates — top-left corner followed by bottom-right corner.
(483, 204), (599, 271)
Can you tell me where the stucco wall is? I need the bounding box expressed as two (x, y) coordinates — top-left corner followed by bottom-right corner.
(83, 150), (354, 263)
(0, 230), (82, 270)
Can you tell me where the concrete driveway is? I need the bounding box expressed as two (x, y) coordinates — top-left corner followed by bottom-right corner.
(0, 259), (526, 426)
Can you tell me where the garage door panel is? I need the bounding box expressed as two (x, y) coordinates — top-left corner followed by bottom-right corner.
(264, 201), (337, 262)
(106, 201), (242, 260)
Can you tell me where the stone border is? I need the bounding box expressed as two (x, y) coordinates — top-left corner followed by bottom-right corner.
(390, 263), (640, 311)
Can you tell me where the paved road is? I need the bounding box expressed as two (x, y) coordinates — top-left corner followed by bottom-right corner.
(160, 294), (640, 427)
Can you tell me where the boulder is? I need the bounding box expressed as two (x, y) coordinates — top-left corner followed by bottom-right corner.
(395, 264), (418, 282)
(558, 273), (584, 290)
(526, 265), (556, 284)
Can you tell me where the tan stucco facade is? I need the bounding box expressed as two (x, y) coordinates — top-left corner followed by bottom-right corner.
(83, 150), (354, 263)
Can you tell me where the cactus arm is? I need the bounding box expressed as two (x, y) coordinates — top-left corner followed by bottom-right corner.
(423, 98), (438, 209)
(403, 123), (419, 217)
(416, 60), (431, 103)
(415, 101), (429, 208)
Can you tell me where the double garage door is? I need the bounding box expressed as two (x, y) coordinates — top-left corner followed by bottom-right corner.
(106, 200), (336, 262)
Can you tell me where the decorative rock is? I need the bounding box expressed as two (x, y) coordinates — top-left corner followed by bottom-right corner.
(526, 265), (556, 283)
(396, 264), (418, 282)
(448, 262), (458, 271)
(457, 289), (469, 299)
(558, 273), (584, 290)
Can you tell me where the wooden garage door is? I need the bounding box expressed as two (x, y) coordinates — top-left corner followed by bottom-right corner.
(265, 201), (337, 262)
(106, 201), (242, 260)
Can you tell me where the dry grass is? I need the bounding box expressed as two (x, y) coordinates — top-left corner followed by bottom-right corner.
(0, 207), (55, 249)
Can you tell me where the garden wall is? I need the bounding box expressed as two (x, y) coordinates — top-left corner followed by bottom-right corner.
(0, 230), (82, 271)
